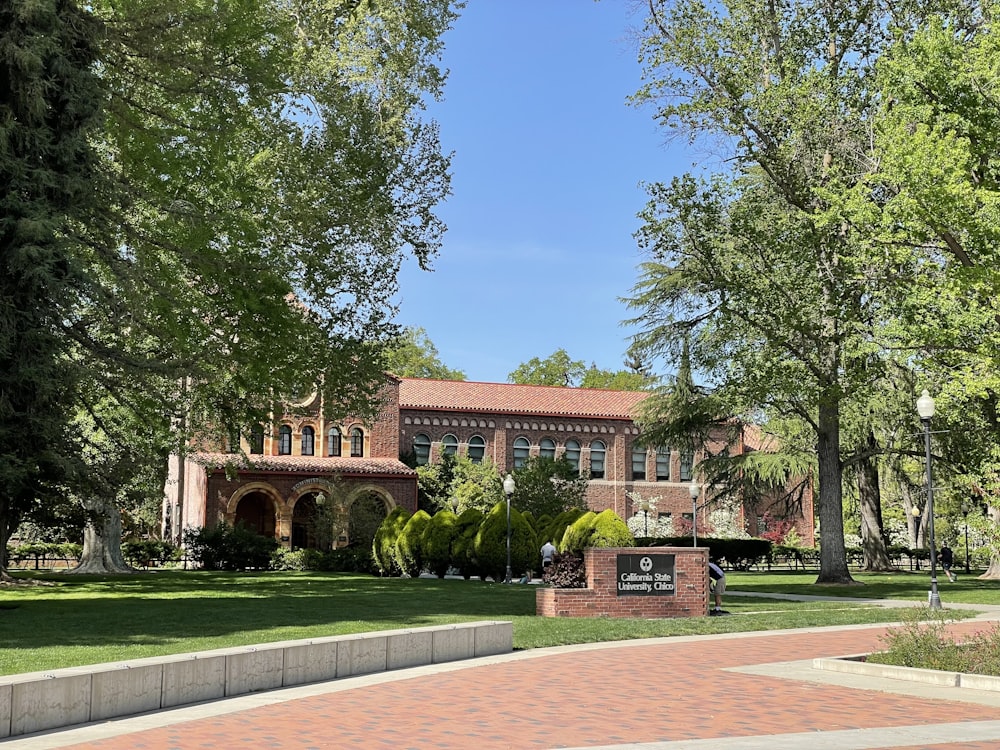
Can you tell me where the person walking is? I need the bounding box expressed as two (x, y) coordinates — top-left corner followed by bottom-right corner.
(708, 560), (728, 615)
(939, 543), (957, 582)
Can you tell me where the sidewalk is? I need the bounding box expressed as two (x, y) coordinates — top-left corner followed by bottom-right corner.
(8, 601), (1000, 750)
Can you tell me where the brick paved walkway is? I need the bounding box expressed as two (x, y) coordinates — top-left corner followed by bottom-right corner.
(11, 618), (1000, 750)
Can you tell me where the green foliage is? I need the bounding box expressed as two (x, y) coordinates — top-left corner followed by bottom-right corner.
(647, 537), (773, 571)
(542, 509), (587, 551)
(452, 507), (484, 579)
(507, 349), (586, 386)
(473, 502), (535, 581)
(271, 545), (376, 574)
(121, 539), (179, 567)
(559, 511), (597, 554)
(183, 523), (278, 571)
(588, 510), (635, 548)
(395, 509), (432, 577)
(386, 327), (466, 380)
(372, 507), (411, 577)
(510, 456), (587, 518)
(868, 609), (1000, 676)
(542, 552), (587, 588)
(421, 509), (457, 578)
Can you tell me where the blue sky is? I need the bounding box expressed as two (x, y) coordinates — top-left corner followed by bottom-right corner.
(393, 0), (690, 384)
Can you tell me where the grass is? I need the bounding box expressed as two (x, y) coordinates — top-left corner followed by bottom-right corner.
(727, 569), (1000, 604)
(0, 568), (987, 676)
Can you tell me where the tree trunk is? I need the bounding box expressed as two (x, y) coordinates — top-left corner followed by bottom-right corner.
(816, 399), (854, 583)
(980, 503), (1000, 580)
(857, 433), (891, 571)
(67, 499), (132, 575)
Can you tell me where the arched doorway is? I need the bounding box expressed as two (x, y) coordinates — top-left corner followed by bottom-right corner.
(291, 492), (336, 551)
(348, 492), (390, 549)
(233, 492), (277, 538)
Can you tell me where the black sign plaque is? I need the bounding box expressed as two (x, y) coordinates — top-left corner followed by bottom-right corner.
(615, 553), (676, 596)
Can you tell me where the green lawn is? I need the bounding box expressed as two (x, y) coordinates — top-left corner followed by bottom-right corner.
(727, 569), (1000, 604)
(0, 568), (989, 676)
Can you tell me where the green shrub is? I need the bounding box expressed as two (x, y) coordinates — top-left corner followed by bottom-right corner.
(588, 509), (634, 548)
(452, 508), (484, 579)
(372, 507), (411, 576)
(868, 609), (979, 672)
(541, 509), (586, 552)
(474, 501), (535, 582)
(183, 523), (278, 571)
(122, 539), (179, 567)
(645, 536), (772, 570)
(396, 509), (432, 577)
(421, 510), (458, 578)
(271, 548), (313, 571)
(559, 511), (597, 553)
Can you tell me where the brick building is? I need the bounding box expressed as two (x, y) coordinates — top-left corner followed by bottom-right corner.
(165, 377), (814, 549)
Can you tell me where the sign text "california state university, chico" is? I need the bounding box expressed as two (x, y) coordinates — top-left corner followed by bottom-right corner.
(615, 554), (675, 596)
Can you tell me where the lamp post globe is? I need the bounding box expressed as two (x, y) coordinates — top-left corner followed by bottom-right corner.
(689, 483), (700, 548)
(916, 390), (942, 609)
(502, 473), (515, 584)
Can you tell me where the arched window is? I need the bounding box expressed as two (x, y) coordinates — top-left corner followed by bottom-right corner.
(564, 440), (581, 473)
(631, 445), (647, 481)
(656, 446), (671, 481)
(327, 426), (341, 457)
(350, 427), (364, 457)
(680, 449), (694, 481)
(413, 433), (431, 465)
(301, 426), (315, 456)
(441, 433), (459, 457)
(468, 435), (486, 464)
(589, 440), (606, 479)
(513, 437), (531, 469)
(278, 425), (292, 455)
(249, 425), (265, 455)
(539, 438), (556, 460)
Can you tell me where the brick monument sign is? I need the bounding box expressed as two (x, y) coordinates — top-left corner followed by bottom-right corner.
(536, 546), (710, 618)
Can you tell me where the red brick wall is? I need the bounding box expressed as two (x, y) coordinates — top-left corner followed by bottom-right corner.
(536, 547), (710, 618)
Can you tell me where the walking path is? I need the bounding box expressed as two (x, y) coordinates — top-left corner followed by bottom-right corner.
(8, 597), (1000, 750)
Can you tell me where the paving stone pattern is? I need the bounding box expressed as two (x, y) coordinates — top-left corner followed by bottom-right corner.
(36, 618), (1000, 750)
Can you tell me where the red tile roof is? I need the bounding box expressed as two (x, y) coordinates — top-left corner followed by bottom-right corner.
(398, 379), (650, 420)
(190, 453), (416, 476)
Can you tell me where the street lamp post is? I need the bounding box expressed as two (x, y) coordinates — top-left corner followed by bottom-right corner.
(641, 501), (651, 537)
(911, 505), (921, 571)
(689, 483), (700, 548)
(962, 499), (972, 574)
(502, 473), (515, 584)
(916, 389), (942, 609)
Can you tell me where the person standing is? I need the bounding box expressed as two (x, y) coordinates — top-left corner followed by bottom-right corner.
(709, 560), (728, 615)
(939, 543), (957, 582)
(540, 540), (556, 571)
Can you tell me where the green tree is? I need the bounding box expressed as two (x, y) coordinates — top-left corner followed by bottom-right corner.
(579, 364), (655, 391)
(395, 509), (432, 577)
(0, 0), (104, 574)
(508, 349), (586, 387)
(510, 456), (587, 519)
(473, 501), (535, 582)
(626, 0), (971, 583)
(387, 327), (466, 380)
(421, 509), (457, 578)
(372, 507), (411, 577)
(1, 0), (461, 572)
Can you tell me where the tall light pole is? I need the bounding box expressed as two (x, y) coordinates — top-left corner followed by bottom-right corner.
(911, 505), (922, 571)
(503, 473), (515, 584)
(641, 500), (650, 537)
(689, 483), (700, 548)
(962, 499), (972, 574)
(917, 389), (942, 609)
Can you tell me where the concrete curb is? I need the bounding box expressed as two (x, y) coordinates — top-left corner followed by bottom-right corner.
(814, 654), (1000, 692)
(0, 620), (513, 738)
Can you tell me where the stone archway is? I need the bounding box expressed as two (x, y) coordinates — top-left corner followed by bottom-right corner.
(226, 483), (283, 540)
(344, 485), (394, 549)
(288, 482), (345, 551)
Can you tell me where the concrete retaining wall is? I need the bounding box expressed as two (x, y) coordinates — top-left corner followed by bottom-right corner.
(814, 654), (1000, 692)
(0, 620), (512, 738)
